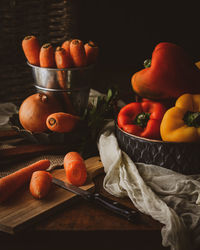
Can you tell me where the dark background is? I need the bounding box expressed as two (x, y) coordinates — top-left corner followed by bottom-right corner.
(0, 0), (200, 105)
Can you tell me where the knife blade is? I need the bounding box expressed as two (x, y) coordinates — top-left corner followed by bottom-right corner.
(52, 177), (138, 223)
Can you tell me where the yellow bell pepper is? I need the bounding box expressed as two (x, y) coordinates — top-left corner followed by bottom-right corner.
(160, 94), (200, 142)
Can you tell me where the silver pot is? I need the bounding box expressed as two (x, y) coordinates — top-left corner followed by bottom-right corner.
(28, 62), (95, 115)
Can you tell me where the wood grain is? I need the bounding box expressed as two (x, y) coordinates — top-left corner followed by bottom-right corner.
(0, 156), (104, 234)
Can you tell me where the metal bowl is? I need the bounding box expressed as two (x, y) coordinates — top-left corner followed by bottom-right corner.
(28, 62), (95, 116)
(115, 124), (200, 175)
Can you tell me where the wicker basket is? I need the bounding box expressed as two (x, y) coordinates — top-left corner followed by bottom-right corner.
(115, 124), (200, 175)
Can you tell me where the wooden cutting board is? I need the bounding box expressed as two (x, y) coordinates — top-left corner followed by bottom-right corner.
(0, 156), (104, 234)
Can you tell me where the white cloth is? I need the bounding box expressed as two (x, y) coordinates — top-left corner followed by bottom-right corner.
(98, 125), (200, 250)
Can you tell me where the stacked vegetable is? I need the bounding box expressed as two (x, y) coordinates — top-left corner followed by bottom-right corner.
(19, 35), (99, 134)
(22, 35), (99, 68)
(117, 42), (200, 142)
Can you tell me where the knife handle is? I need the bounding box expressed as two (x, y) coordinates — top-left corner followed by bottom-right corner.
(92, 193), (138, 223)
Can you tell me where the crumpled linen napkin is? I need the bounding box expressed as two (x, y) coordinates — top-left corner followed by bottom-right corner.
(98, 123), (200, 250)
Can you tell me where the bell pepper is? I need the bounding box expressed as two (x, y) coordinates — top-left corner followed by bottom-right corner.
(160, 94), (200, 142)
(117, 101), (166, 139)
(131, 42), (200, 100)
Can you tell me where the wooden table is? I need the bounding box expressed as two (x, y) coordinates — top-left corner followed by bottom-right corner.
(0, 131), (169, 250)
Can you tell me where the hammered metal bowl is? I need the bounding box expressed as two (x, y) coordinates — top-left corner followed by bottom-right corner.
(115, 124), (200, 175)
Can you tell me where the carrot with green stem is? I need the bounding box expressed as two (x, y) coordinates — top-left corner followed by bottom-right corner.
(0, 159), (50, 203)
(64, 152), (87, 186)
(29, 171), (52, 199)
(84, 41), (99, 65)
(46, 112), (80, 133)
(70, 39), (87, 67)
(22, 35), (40, 66)
(40, 43), (55, 68)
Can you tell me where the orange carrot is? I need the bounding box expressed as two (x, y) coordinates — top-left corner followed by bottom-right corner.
(84, 41), (99, 65)
(22, 35), (40, 66)
(64, 152), (87, 186)
(70, 39), (87, 67)
(61, 40), (73, 67)
(55, 47), (75, 114)
(39, 43), (55, 68)
(55, 46), (71, 69)
(46, 112), (80, 133)
(0, 159), (50, 203)
(29, 171), (52, 199)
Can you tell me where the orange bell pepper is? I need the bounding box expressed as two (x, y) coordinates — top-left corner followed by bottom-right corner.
(131, 42), (200, 100)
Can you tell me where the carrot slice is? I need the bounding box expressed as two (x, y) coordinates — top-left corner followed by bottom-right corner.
(64, 152), (87, 186)
(70, 39), (87, 67)
(84, 41), (99, 65)
(29, 171), (52, 199)
(0, 159), (50, 203)
(22, 35), (40, 66)
(55, 46), (71, 69)
(46, 112), (80, 133)
(39, 43), (55, 68)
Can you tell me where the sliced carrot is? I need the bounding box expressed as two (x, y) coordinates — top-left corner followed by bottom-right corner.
(29, 171), (52, 199)
(64, 152), (87, 186)
(46, 112), (80, 133)
(55, 46), (71, 69)
(61, 40), (73, 67)
(70, 39), (87, 67)
(22, 35), (40, 66)
(0, 159), (50, 203)
(84, 41), (99, 65)
(39, 43), (55, 68)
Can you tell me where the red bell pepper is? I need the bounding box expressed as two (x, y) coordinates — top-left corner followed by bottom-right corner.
(117, 101), (166, 139)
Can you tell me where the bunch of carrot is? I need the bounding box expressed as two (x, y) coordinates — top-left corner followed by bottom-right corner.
(0, 152), (87, 202)
(22, 35), (99, 68)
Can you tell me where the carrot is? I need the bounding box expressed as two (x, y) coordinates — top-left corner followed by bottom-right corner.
(29, 171), (52, 199)
(22, 35), (40, 66)
(55, 46), (71, 69)
(55, 47), (75, 114)
(46, 112), (80, 133)
(70, 39), (87, 67)
(0, 159), (50, 203)
(84, 41), (99, 65)
(64, 152), (87, 186)
(39, 43), (55, 68)
(61, 40), (73, 67)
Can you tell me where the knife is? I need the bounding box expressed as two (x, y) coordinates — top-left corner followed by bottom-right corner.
(52, 177), (138, 223)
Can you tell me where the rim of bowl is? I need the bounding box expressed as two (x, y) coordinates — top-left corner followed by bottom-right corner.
(116, 123), (200, 145)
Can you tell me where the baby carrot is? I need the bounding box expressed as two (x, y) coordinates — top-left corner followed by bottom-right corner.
(64, 152), (87, 186)
(29, 171), (52, 199)
(39, 43), (55, 68)
(61, 40), (73, 67)
(84, 41), (99, 65)
(46, 112), (80, 133)
(22, 35), (40, 66)
(55, 46), (71, 69)
(70, 39), (87, 67)
(0, 159), (50, 203)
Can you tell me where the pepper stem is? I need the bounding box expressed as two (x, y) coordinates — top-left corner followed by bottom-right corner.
(183, 111), (200, 127)
(134, 112), (150, 128)
(144, 59), (151, 68)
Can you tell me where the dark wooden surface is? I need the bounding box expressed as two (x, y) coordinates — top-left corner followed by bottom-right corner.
(0, 142), (170, 250)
